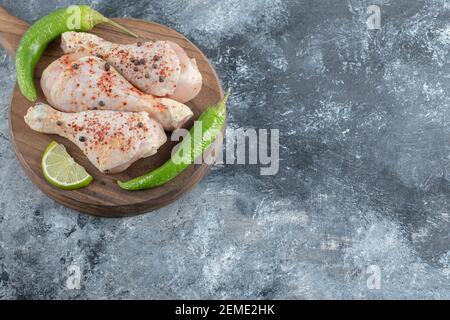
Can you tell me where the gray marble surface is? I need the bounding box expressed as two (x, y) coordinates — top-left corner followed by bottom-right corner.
(0, 0), (450, 299)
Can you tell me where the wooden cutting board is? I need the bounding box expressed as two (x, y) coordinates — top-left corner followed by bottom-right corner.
(0, 7), (224, 217)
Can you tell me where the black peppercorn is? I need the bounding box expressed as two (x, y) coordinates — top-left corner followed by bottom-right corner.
(104, 62), (111, 71)
(72, 63), (79, 69)
(134, 59), (140, 65)
(139, 58), (146, 65)
(145, 73), (150, 78)
(99, 100), (105, 107)
(152, 63), (158, 69)
(137, 41), (142, 47)
(56, 120), (63, 126)
(159, 75), (165, 82)
(134, 66), (139, 72)
(137, 122), (144, 128)
(79, 136), (86, 142)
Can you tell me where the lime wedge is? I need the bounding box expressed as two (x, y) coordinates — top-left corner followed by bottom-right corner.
(42, 141), (93, 190)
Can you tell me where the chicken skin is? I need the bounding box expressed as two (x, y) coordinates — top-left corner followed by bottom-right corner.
(41, 54), (193, 131)
(24, 104), (167, 174)
(61, 32), (203, 103)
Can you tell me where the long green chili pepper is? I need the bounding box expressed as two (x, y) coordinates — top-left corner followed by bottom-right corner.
(16, 5), (138, 102)
(118, 92), (229, 191)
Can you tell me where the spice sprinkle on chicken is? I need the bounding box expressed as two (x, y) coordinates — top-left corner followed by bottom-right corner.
(61, 32), (203, 103)
(41, 53), (194, 131)
(24, 104), (167, 174)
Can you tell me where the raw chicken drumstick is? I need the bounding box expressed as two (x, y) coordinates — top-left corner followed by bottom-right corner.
(61, 32), (203, 103)
(24, 104), (167, 174)
(41, 54), (193, 131)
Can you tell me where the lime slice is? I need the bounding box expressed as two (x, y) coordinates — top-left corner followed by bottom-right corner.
(42, 141), (93, 190)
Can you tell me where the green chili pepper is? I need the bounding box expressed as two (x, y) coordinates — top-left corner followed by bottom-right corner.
(118, 92), (229, 191)
(16, 5), (138, 102)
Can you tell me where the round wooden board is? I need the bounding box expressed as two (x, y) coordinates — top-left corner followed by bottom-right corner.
(3, 16), (224, 217)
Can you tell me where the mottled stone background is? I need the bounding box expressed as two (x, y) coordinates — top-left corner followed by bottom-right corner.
(0, 0), (449, 299)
